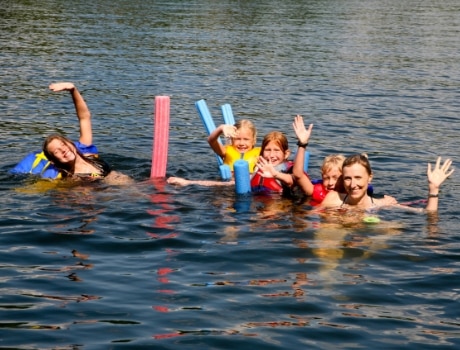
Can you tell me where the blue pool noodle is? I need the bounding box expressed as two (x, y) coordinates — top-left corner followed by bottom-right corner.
(195, 99), (231, 180)
(221, 103), (235, 126)
(234, 159), (251, 195)
(304, 151), (310, 173)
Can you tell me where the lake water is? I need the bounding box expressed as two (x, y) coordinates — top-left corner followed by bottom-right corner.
(1, 0), (459, 348)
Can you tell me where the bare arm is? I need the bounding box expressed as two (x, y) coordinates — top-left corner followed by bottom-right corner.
(207, 124), (236, 159)
(370, 157), (453, 213)
(167, 176), (235, 187)
(292, 115), (314, 195)
(49, 82), (92, 146)
(425, 157), (454, 212)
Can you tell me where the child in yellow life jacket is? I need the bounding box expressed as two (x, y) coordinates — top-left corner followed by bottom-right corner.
(167, 119), (260, 186)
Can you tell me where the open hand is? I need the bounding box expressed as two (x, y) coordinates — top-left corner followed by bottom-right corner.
(256, 157), (277, 178)
(222, 125), (237, 138)
(293, 115), (313, 144)
(49, 82), (75, 92)
(427, 157), (454, 190)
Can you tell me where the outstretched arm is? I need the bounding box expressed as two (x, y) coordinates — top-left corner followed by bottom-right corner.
(292, 115), (314, 195)
(207, 124), (237, 159)
(167, 176), (235, 187)
(425, 157), (454, 212)
(49, 82), (92, 146)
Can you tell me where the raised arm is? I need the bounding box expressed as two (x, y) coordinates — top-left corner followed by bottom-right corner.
(425, 157), (454, 212)
(207, 124), (237, 159)
(49, 82), (92, 146)
(292, 115), (314, 195)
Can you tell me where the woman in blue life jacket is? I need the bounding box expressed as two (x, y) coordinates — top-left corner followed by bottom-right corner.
(12, 82), (132, 185)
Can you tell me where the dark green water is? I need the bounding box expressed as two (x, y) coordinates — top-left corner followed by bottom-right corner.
(1, 0), (459, 348)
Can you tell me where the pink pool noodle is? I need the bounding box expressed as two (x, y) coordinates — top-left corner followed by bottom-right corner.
(150, 96), (170, 178)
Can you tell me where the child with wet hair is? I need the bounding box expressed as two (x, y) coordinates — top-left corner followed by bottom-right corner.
(167, 119), (260, 186)
(291, 115), (345, 204)
(250, 131), (294, 194)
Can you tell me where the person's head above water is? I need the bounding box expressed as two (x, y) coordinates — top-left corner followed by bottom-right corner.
(230, 119), (257, 153)
(260, 131), (290, 167)
(43, 134), (80, 172)
(341, 153), (373, 202)
(321, 154), (345, 191)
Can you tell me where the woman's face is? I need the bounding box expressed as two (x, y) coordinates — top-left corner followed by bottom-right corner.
(342, 163), (372, 200)
(47, 139), (76, 164)
(262, 140), (289, 166)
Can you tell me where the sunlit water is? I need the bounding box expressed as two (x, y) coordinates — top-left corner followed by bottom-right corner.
(1, 0), (459, 348)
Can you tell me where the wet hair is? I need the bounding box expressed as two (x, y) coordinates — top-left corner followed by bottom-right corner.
(43, 134), (111, 178)
(342, 153), (372, 175)
(234, 119), (257, 144)
(260, 131), (289, 154)
(321, 154), (345, 175)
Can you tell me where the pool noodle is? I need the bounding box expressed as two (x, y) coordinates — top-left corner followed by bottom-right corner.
(234, 159), (251, 194)
(221, 103), (235, 125)
(195, 99), (232, 180)
(304, 151), (310, 173)
(195, 99), (223, 166)
(150, 96), (170, 178)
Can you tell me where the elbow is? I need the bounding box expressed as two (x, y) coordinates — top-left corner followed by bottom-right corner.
(292, 171), (302, 181)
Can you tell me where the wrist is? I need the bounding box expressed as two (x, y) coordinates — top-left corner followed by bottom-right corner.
(428, 193), (439, 198)
(297, 141), (309, 148)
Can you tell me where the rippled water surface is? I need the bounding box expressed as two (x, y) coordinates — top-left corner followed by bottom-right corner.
(1, 0), (459, 348)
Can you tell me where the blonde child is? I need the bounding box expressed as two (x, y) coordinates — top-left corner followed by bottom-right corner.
(167, 119), (260, 186)
(292, 115), (345, 205)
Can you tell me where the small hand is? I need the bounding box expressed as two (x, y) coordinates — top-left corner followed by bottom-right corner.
(221, 125), (237, 138)
(427, 157), (454, 190)
(292, 115), (313, 144)
(256, 157), (276, 178)
(167, 177), (190, 186)
(49, 82), (75, 92)
(381, 195), (398, 206)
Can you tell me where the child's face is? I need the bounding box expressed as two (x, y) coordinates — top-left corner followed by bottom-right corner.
(262, 140), (289, 166)
(232, 127), (255, 153)
(322, 166), (342, 191)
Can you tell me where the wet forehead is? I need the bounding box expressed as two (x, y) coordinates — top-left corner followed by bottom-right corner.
(343, 163), (368, 177)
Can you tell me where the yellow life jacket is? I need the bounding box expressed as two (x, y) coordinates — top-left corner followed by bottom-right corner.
(223, 146), (260, 173)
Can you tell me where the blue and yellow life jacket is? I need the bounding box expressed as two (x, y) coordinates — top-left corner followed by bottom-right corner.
(223, 145), (261, 173)
(10, 142), (98, 179)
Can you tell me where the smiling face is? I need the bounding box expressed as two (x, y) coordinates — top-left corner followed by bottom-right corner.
(232, 126), (256, 153)
(261, 140), (290, 166)
(45, 138), (76, 164)
(342, 163), (373, 201)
